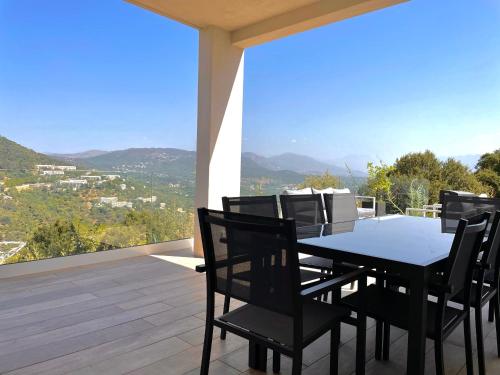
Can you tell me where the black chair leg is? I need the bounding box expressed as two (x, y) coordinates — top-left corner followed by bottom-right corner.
(356, 313), (367, 375)
(489, 300), (495, 323)
(201, 321), (214, 375)
(434, 336), (445, 375)
(382, 322), (390, 360)
(331, 323), (341, 375)
(375, 321), (383, 360)
(292, 351), (303, 375)
(494, 295), (500, 357)
(272, 350), (281, 373)
(464, 313), (474, 375)
(475, 305), (486, 375)
(220, 295), (230, 340)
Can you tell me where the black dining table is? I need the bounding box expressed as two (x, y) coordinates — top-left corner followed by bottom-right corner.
(248, 215), (457, 375)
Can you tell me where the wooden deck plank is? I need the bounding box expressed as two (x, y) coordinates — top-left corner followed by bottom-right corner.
(1, 252), (499, 375)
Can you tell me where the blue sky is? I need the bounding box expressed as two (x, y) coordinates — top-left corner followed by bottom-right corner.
(0, 0), (499, 167)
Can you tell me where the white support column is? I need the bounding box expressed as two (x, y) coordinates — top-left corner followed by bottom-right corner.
(193, 26), (245, 256)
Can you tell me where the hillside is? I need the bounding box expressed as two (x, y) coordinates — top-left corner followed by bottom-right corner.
(0, 136), (61, 170)
(51, 147), (366, 183)
(59, 147), (306, 184)
(243, 152), (366, 177)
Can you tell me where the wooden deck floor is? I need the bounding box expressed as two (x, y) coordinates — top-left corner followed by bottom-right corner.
(1, 251), (499, 375)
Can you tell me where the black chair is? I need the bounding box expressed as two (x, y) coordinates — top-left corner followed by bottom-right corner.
(342, 212), (490, 375)
(440, 192), (500, 322)
(448, 211), (500, 375)
(220, 195), (330, 340)
(197, 208), (367, 375)
(324, 193), (359, 224)
(280, 194), (334, 271)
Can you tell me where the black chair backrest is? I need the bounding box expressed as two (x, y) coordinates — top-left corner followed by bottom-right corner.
(280, 194), (326, 227)
(440, 192), (500, 233)
(480, 211), (500, 278)
(222, 195), (279, 218)
(198, 208), (301, 317)
(324, 193), (359, 223)
(444, 212), (490, 298)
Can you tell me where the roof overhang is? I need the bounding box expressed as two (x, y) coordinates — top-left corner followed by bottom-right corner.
(126, 0), (408, 48)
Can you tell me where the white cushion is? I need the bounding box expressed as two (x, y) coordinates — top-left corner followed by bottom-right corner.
(283, 187), (313, 195)
(312, 187), (351, 195)
(331, 188), (351, 194)
(357, 208), (376, 218)
(312, 187), (334, 195)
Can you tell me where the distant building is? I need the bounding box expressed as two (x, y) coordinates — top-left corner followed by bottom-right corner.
(0, 193), (12, 200)
(15, 183), (53, 192)
(160, 202), (166, 209)
(82, 175), (101, 181)
(176, 207), (185, 213)
(103, 174), (120, 181)
(112, 201), (133, 208)
(36, 165), (76, 171)
(41, 170), (64, 176)
(59, 179), (87, 188)
(119, 184), (127, 190)
(137, 196), (157, 203)
(100, 197), (118, 204)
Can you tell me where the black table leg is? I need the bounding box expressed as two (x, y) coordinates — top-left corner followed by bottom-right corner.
(407, 269), (428, 375)
(248, 340), (267, 371)
(356, 274), (367, 375)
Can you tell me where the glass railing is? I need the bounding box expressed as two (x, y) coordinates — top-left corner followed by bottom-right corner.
(0, 168), (193, 265)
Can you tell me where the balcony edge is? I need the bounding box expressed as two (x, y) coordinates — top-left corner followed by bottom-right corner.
(0, 238), (195, 279)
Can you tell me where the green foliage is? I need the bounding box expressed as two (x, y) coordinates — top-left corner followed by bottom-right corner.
(392, 150), (443, 202)
(476, 149), (500, 175)
(476, 169), (500, 197)
(475, 149), (500, 197)
(298, 171), (341, 189)
(441, 158), (491, 195)
(408, 179), (429, 213)
(366, 162), (404, 214)
(0, 135), (60, 170)
(6, 220), (100, 263)
(391, 151), (493, 202)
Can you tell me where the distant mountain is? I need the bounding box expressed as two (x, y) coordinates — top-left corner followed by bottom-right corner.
(50, 150), (109, 160)
(48, 147), (365, 180)
(72, 148), (305, 184)
(244, 152), (367, 177)
(0, 136), (60, 170)
(325, 154), (376, 173)
(241, 156), (304, 184)
(80, 148), (196, 179)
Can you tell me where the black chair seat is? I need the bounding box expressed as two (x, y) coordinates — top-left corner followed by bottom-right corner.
(232, 268), (326, 284)
(219, 299), (350, 348)
(450, 284), (496, 307)
(342, 285), (465, 340)
(299, 255), (333, 270)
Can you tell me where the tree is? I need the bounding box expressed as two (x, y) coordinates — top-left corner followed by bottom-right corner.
(6, 220), (99, 263)
(392, 150), (443, 202)
(366, 162), (403, 214)
(441, 158), (490, 195)
(298, 171), (341, 189)
(476, 149), (500, 196)
(476, 169), (500, 197)
(476, 149), (500, 175)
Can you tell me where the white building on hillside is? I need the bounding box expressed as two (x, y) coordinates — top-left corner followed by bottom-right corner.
(137, 196), (157, 203)
(41, 170), (64, 176)
(36, 165), (76, 171)
(100, 197), (118, 204)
